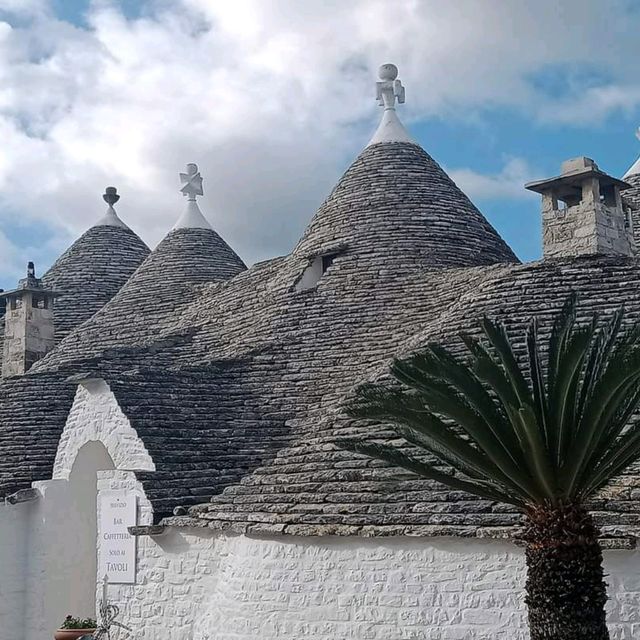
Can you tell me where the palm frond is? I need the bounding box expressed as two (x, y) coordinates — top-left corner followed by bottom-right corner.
(564, 349), (640, 493)
(480, 316), (532, 408)
(340, 296), (640, 511)
(526, 318), (550, 449)
(339, 438), (525, 507)
(550, 321), (596, 470)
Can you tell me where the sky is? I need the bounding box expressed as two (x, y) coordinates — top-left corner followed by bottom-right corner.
(1, 0), (640, 290)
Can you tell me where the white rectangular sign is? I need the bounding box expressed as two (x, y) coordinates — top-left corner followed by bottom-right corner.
(98, 490), (137, 584)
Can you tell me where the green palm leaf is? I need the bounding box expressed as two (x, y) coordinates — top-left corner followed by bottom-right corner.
(340, 295), (640, 509)
(339, 438), (525, 507)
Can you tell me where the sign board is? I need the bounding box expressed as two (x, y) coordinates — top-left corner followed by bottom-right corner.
(98, 490), (137, 584)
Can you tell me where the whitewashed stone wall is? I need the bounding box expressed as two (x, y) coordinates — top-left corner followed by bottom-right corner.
(0, 378), (156, 640)
(4, 377), (640, 640)
(0, 475), (110, 640)
(106, 531), (640, 640)
(54, 379), (155, 479)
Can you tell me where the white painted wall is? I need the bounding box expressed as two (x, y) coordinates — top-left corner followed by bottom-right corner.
(106, 531), (640, 640)
(4, 376), (640, 640)
(0, 378), (154, 640)
(0, 499), (29, 630)
(54, 379), (155, 479)
(20, 440), (115, 640)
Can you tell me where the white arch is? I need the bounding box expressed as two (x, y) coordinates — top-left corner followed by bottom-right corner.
(53, 378), (155, 480)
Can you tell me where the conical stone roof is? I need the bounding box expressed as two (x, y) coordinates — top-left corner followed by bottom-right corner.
(0, 193), (149, 357)
(292, 141), (517, 269)
(42, 223), (150, 341)
(621, 134), (640, 250)
(0, 66), (518, 519)
(35, 166), (247, 369)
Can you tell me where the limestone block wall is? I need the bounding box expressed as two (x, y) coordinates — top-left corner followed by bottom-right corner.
(543, 201), (634, 259)
(2, 297), (55, 378)
(96, 470), (219, 639)
(106, 531), (640, 640)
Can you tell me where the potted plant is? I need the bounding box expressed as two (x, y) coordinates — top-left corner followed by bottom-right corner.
(54, 616), (97, 640)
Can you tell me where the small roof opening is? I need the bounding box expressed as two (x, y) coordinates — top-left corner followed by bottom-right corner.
(295, 252), (341, 292)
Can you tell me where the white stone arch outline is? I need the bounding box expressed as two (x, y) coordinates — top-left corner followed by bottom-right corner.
(53, 377), (155, 480)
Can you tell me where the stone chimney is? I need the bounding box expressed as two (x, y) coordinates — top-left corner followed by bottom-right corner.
(1, 262), (59, 378)
(526, 157), (634, 259)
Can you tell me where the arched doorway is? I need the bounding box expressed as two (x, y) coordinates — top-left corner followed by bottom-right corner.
(34, 441), (116, 632)
(65, 441), (116, 616)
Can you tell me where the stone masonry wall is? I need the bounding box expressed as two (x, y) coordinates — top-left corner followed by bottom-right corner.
(53, 379), (155, 480)
(105, 531), (640, 640)
(543, 201), (634, 259)
(96, 470), (219, 639)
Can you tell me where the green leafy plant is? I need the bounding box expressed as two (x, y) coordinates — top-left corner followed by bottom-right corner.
(341, 296), (640, 640)
(60, 615), (97, 630)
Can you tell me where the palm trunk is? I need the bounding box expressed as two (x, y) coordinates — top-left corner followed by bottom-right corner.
(524, 503), (609, 640)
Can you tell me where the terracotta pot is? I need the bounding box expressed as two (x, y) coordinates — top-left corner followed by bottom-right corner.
(54, 629), (96, 640)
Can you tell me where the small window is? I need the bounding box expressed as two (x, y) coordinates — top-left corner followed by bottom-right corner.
(322, 254), (335, 273)
(600, 185), (617, 208)
(295, 252), (340, 292)
(625, 206), (634, 233)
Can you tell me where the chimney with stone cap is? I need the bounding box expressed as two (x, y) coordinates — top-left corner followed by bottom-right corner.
(1, 262), (59, 378)
(526, 157), (635, 259)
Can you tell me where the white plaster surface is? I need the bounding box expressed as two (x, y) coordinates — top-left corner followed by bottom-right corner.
(17, 439), (116, 640)
(0, 500), (29, 630)
(94, 205), (131, 229)
(368, 108), (414, 146)
(104, 531), (640, 640)
(295, 256), (324, 291)
(54, 379), (155, 480)
(172, 200), (213, 230)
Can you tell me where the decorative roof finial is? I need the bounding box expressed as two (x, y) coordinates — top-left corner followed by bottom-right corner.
(180, 163), (204, 202)
(93, 186), (129, 229)
(367, 63), (413, 147)
(172, 163), (212, 230)
(103, 186), (120, 208)
(376, 63), (405, 110)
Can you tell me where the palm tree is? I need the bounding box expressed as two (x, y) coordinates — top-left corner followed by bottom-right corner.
(341, 296), (640, 640)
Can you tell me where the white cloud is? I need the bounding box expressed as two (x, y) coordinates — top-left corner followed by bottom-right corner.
(0, 0), (640, 287)
(0, 0), (48, 17)
(538, 84), (640, 125)
(448, 158), (540, 202)
(0, 228), (22, 284)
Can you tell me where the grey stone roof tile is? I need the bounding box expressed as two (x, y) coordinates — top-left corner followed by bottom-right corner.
(11, 141), (640, 542)
(0, 223), (150, 357)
